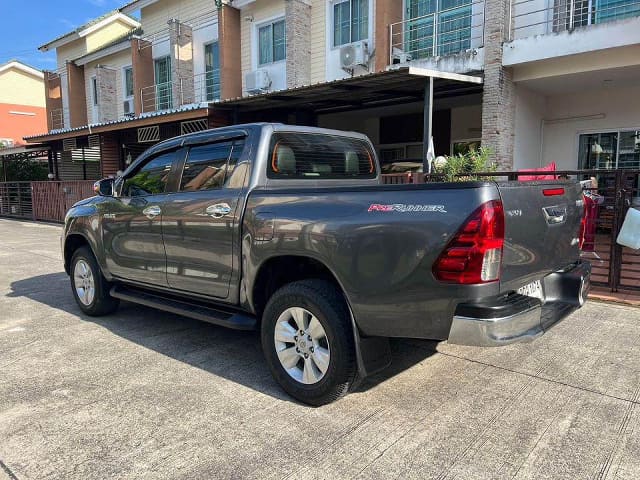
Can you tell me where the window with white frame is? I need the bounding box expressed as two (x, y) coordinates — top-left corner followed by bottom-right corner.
(123, 66), (134, 99)
(258, 19), (286, 65)
(333, 0), (369, 47)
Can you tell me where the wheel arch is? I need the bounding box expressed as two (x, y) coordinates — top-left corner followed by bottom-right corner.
(63, 233), (91, 275)
(251, 255), (352, 320)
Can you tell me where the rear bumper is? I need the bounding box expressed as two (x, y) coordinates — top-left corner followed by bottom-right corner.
(448, 261), (591, 347)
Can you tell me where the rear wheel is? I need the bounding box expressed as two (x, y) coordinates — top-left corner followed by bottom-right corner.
(70, 246), (119, 316)
(261, 280), (357, 406)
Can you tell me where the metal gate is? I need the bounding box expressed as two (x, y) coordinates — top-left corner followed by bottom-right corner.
(609, 169), (640, 292)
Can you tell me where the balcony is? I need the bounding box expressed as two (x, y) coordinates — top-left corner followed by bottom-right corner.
(140, 70), (221, 114)
(389, 0), (485, 71)
(511, 0), (640, 39)
(505, 0), (640, 65)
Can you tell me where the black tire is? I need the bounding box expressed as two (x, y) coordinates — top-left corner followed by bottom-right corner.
(70, 246), (119, 316)
(261, 279), (357, 406)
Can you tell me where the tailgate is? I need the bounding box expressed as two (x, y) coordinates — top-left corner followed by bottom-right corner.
(498, 181), (583, 292)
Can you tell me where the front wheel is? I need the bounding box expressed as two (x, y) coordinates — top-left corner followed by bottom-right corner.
(70, 246), (119, 316)
(261, 280), (357, 406)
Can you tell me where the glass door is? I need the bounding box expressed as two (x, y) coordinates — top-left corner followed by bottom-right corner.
(154, 56), (172, 110)
(407, 0), (436, 59)
(204, 42), (220, 101)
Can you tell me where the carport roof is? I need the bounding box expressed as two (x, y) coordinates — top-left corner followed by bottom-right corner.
(215, 66), (483, 114)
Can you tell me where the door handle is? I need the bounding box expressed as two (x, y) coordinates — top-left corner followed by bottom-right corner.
(143, 205), (161, 219)
(206, 203), (232, 218)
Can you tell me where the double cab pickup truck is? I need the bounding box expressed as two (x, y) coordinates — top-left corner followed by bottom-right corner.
(63, 123), (590, 405)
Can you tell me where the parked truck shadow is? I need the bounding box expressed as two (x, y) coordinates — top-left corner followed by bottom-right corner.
(8, 272), (438, 403)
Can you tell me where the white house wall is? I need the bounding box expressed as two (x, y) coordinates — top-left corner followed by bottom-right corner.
(241, 0), (287, 94)
(538, 84), (640, 170)
(324, 0), (375, 82)
(83, 49), (133, 122)
(513, 84), (545, 170)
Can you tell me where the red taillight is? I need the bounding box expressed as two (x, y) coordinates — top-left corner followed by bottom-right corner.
(433, 200), (505, 284)
(543, 188), (565, 196)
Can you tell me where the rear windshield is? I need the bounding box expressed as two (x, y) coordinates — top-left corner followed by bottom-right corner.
(267, 132), (376, 179)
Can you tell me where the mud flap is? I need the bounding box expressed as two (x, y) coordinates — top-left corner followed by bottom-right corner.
(347, 306), (392, 390)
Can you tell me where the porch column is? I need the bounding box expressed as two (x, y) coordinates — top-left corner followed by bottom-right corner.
(285, 0), (311, 88)
(169, 19), (195, 107)
(374, 0), (403, 72)
(219, 3), (242, 100)
(481, 0), (516, 169)
(66, 62), (88, 129)
(131, 37), (154, 115)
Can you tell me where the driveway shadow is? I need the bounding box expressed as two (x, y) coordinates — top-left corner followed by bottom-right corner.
(8, 272), (438, 403)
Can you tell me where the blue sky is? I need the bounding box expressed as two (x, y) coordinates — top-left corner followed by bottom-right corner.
(1, 0), (135, 71)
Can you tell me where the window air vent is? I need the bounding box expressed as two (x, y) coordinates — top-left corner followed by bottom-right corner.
(181, 119), (208, 135)
(88, 135), (100, 148)
(138, 125), (160, 143)
(63, 138), (77, 151)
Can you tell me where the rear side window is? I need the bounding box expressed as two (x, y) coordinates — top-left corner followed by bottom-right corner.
(180, 139), (245, 191)
(267, 132), (376, 179)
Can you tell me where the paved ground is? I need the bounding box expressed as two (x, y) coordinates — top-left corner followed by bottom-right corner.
(1, 218), (639, 480)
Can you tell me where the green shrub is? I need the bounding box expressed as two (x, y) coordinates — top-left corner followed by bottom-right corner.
(433, 146), (496, 182)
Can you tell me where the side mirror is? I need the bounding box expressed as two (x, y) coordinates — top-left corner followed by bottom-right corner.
(93, 178), (114, 197)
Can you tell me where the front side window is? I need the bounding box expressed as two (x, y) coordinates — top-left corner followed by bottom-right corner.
(180, 139), (245, 191)
(267, 133), (376, 179)
(258, 19), (286, 65)
(124, 66), (134, 98)
(333, 0), (369, 47)
(123, 151), (176, 197)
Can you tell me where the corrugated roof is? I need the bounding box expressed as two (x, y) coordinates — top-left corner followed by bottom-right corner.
(25, 104), (209, 141)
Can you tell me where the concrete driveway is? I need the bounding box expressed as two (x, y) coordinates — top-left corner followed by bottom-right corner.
(1, 218), (639, 480)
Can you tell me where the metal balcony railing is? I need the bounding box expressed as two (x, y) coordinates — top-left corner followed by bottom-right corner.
(140, 70), (221, 114)
(194, 69), (221, 103)
(510, 0), (640, 40)
(389, 1), (485, 65)
(141, 81), (175, 113)
(49, 108), (64, 131)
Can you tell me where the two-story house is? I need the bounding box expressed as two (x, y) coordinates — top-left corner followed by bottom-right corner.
(25, 0), (640, 184)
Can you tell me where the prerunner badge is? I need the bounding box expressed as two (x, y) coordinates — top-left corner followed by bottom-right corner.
(368, 204), (447, 213)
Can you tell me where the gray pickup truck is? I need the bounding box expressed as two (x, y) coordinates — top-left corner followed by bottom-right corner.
(62, 123), (590, 405)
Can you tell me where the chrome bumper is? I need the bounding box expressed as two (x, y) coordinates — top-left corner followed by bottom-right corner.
(448, 261), (591, 347)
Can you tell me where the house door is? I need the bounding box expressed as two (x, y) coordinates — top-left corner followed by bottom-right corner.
(154, 56), (172, 110)
(204, 42), (220, 101)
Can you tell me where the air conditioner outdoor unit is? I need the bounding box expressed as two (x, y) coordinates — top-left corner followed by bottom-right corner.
(123, 98), (134, 116)
(391, 47), (412, 64)
(340, 41), (369, 70)
(245, 69), (271, 94)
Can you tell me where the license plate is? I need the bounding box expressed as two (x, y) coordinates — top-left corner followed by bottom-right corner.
(518, 280), (544, 301)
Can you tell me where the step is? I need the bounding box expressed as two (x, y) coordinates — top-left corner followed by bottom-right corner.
(110, 285), (257, 331)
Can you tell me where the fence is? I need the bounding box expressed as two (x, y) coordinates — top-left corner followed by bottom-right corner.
(381, 168), (640, 293)
(0, 181), (95, 223)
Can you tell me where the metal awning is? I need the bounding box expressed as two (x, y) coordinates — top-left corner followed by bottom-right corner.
(215, 66), (483, 115)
